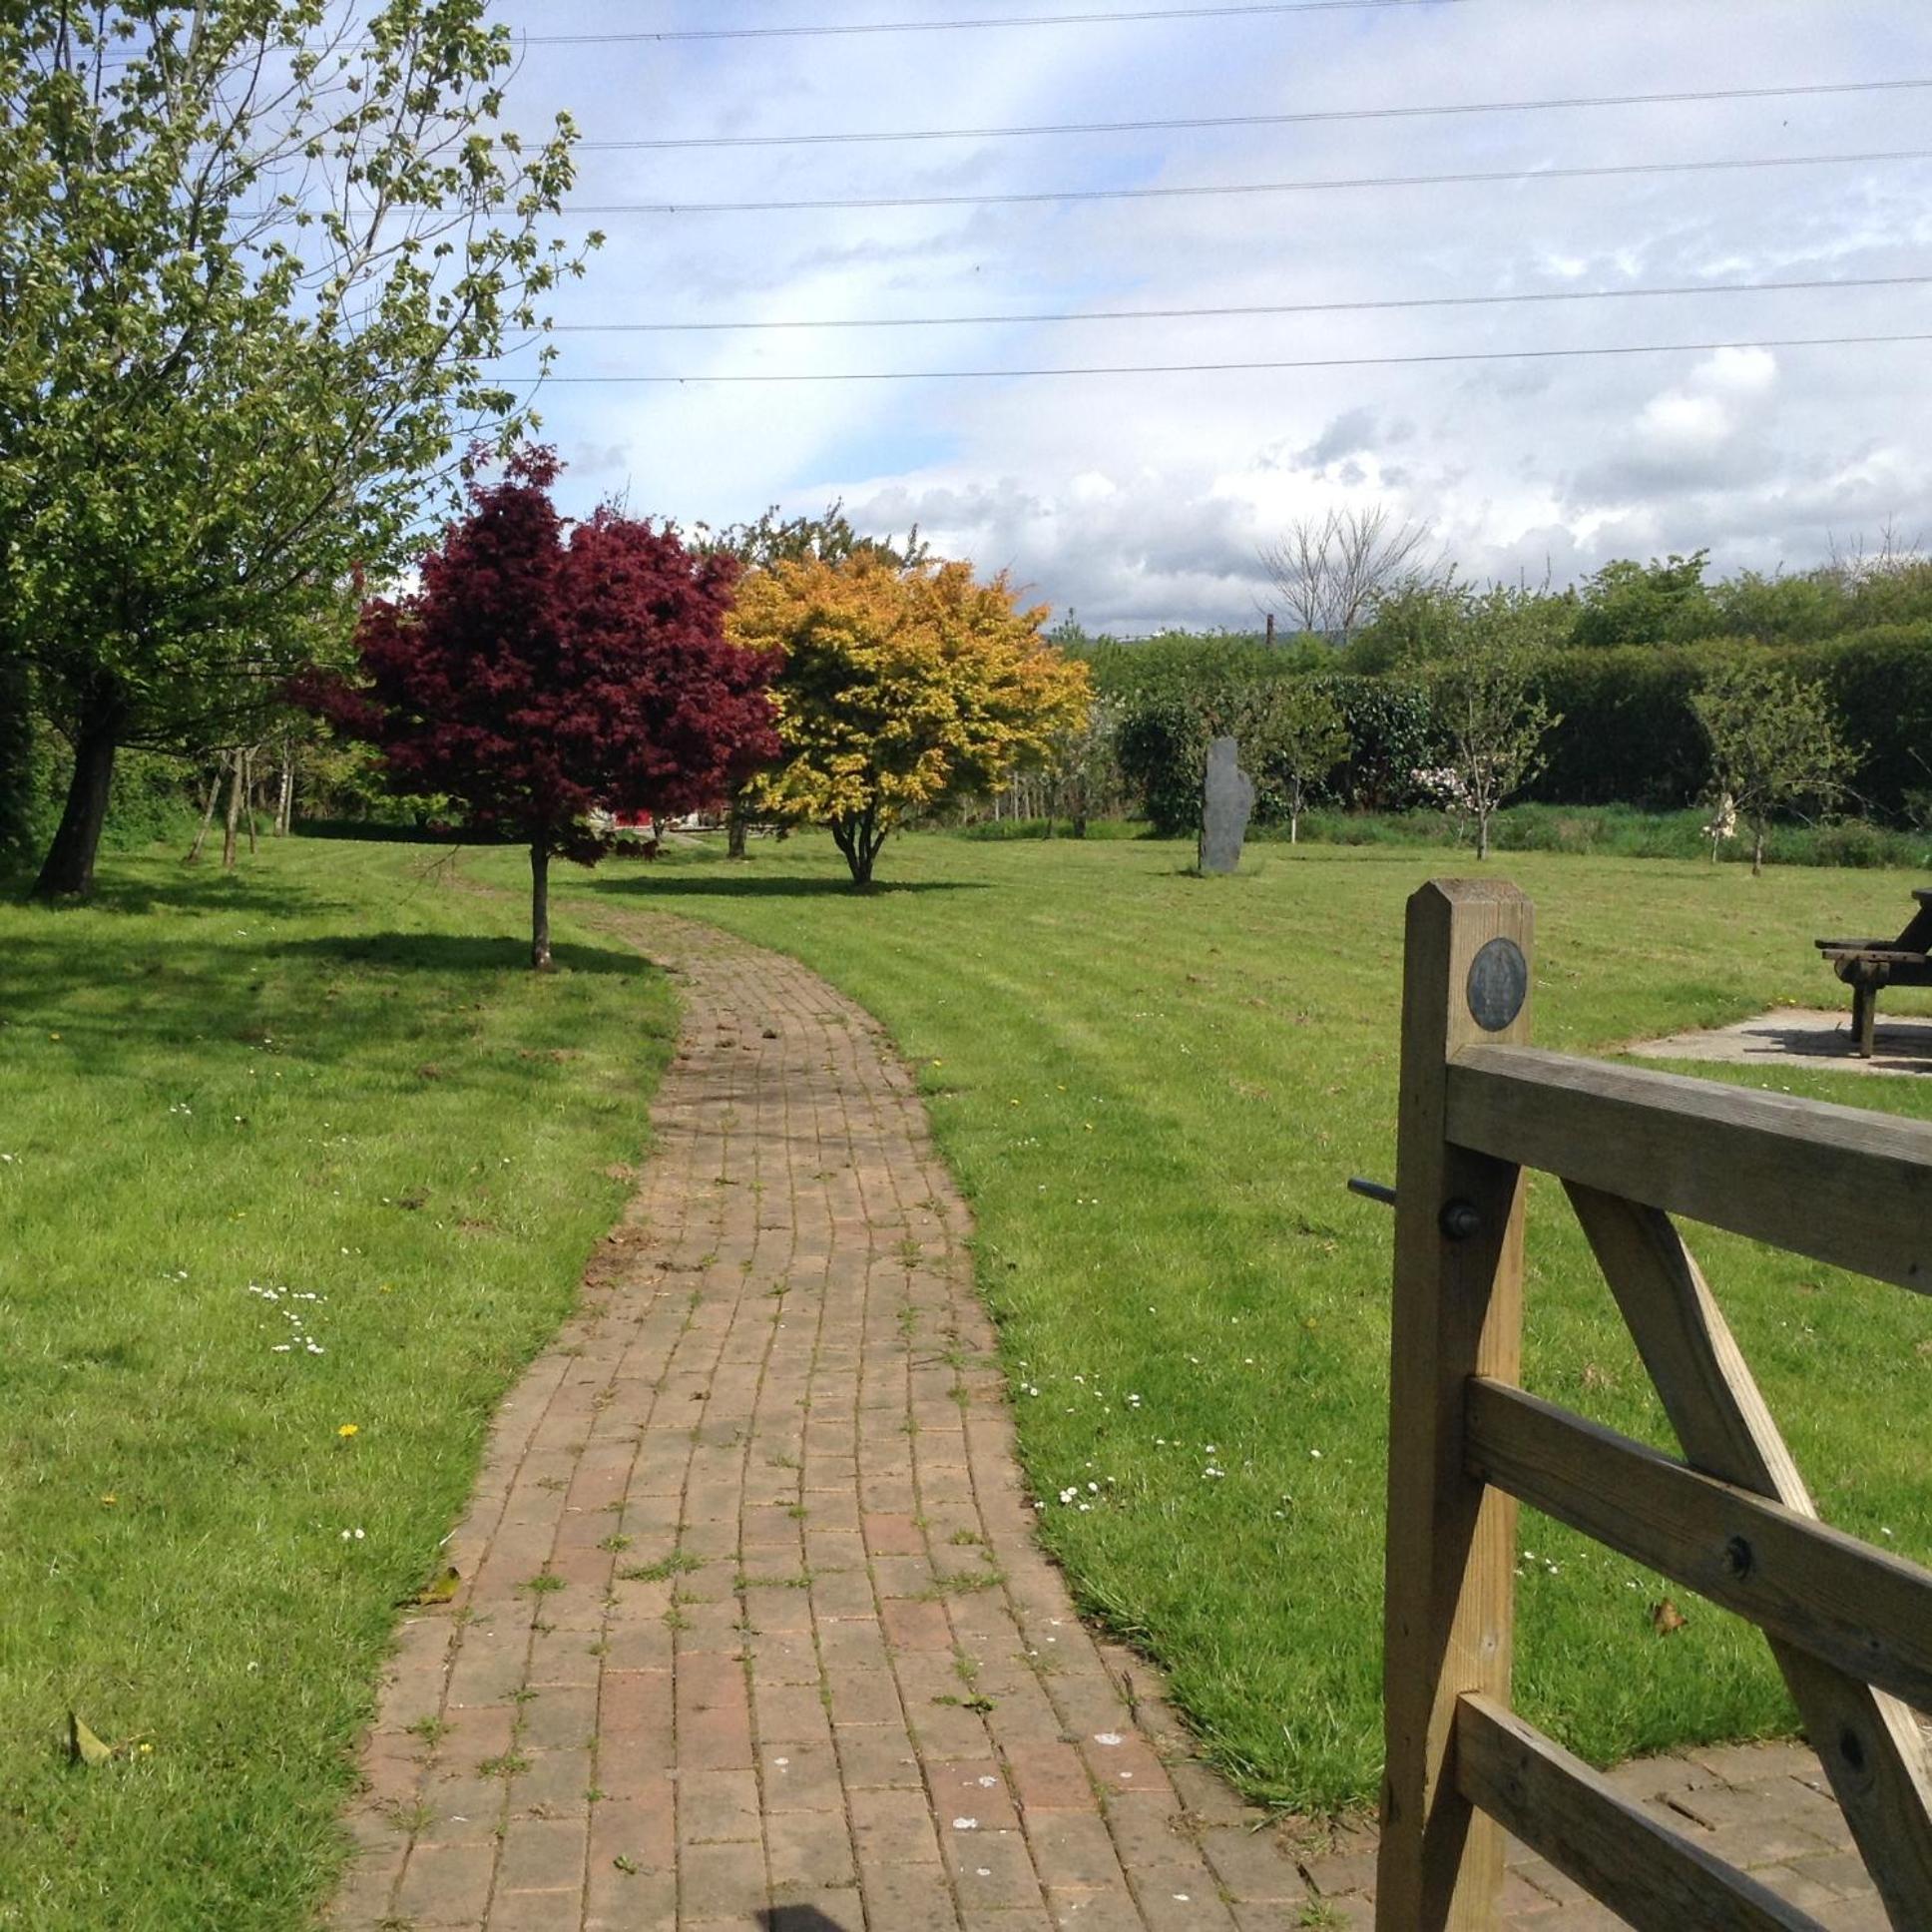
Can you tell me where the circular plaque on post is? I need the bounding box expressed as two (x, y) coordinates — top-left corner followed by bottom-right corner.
(1466, 937), (1528, 1033)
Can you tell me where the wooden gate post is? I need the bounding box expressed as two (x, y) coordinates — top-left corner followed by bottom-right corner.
(1377, 879), (1534, 1929)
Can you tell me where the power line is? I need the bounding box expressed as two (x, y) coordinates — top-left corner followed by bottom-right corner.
(573, 77), (1932, 152)
(106, 0), (1459, 68)
(517, 1), (1463, 46)
(548, 270), (1932, 333)
(534, 330), (1932, 382)
(562, 146), (1932, 216)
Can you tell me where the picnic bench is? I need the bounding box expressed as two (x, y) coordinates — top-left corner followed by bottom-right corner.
(1815, 886), (1932, 1056)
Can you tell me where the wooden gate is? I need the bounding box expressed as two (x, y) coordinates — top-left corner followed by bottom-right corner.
(1376, 879), (1932, 1930)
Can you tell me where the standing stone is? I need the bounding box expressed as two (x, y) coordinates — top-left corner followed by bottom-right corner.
(1199, 735), (1255, 874)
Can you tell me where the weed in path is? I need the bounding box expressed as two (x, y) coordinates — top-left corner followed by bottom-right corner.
(620, 1549), (704, 1585)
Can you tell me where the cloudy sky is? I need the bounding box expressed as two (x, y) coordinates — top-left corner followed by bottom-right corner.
(483, 0), (1932, 633)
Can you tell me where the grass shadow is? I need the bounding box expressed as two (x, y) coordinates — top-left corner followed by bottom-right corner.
(14, 866), (335, 921)
(2, 925), (662, 1086)
(1253, 845), (1465, 864)
(593, 873), (987, 901)
(286, 932), (648, 977)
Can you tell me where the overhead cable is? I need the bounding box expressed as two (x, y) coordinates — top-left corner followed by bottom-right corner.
(517, 1), (1464, 47)
(573, 77), (1932, 151)
(561, 146), (1932, 216)
(549, 270), (1932, 333)
(529, 329), (1932, 382)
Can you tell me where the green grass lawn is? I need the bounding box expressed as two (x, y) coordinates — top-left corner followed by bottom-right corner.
(7, 822), (1930, 1924)
(513, 828), (1932, 1813)
(0, 841), (675, 1930)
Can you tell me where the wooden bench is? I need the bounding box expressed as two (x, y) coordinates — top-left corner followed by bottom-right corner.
(1815, 887), (1932, 1057)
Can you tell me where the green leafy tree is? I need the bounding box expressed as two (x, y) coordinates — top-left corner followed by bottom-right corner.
(1570, 551), (1713, 649)
(1692, 661), (1859, 874)
(1343, 573), (1470, 674)
(1248, 679), (1350, 843)
(1043, 698), (1123, 837)
(0, 1), (591, 899)
(1423, 588), (1561, 859)
(697, 499), (927, 575)
(1705, 568), (1849, 642)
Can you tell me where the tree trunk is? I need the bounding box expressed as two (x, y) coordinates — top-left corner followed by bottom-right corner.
(531, 840), (553, 970)
(242, 745), (259, 854)
(1751, 824), (1765, 876)
(186, 762), (223, 864)
(1476, 809), (1491, 861)
(32, 689), (126, 900)
(0, 653), (32, 860)
(726, 794), (748, 860)
(275, 741), (294, 836)
(222, 750), (243, 869)
(833, 813), (881, 887)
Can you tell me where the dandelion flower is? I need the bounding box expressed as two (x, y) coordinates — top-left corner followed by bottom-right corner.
(337, 1424), (360, 1439)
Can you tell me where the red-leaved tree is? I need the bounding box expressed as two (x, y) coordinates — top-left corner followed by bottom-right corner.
(322, 451), (777, 967)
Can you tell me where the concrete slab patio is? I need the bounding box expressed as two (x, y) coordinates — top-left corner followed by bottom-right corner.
(328, 916), (1887, 1931)
(1627, 1006), (1932, 1077)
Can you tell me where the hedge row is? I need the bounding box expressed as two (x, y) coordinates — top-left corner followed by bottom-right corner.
(1525, 626), (1932, 814)
(1090, 624), (1932, 826)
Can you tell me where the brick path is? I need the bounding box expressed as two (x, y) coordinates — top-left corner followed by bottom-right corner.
(329, 913), (1886, 1931)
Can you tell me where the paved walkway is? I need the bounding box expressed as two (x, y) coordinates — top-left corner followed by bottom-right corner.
(329, 915), (1885, 1931)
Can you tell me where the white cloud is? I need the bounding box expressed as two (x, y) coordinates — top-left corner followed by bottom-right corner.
(495, 0), (1932, 631)
(1697, 345), (1780, 397)
(1637, 393), (1736, 454)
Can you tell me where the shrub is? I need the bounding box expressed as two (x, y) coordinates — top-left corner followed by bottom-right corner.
(1324, 676), (1439, 810)
(1265, 802), (1930, 868)
(1806, 819), (1892, 869)
(1114, 697), (1208, 837)
(9, 742), (196, 865)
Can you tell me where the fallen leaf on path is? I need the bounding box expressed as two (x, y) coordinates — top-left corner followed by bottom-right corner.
(68, 1713), (114, 1768)
(409, 1567), (461, 1608)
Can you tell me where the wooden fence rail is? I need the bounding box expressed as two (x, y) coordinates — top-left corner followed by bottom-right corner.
(1376, 879), (1932, 1931)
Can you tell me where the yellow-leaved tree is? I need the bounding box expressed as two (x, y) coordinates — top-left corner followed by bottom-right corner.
(728, 553), (1091, 885)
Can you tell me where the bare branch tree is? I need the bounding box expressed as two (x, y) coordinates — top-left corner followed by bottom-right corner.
(1257, 505), (1441, 647)
(1826, 516), (1927, 590)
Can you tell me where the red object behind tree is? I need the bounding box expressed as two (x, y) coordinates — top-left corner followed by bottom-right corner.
(320, 450), (777, 966)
